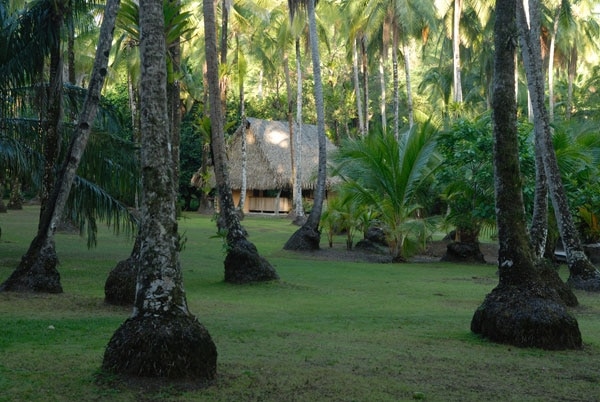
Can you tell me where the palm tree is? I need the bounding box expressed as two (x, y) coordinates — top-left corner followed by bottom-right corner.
(470, 0), (581, 350)
(203, 0), (279, 283)
(331, 123), (441, 262)
(102, 0), (217, 379)
(0, 0), (134, 292)
(284, 0), (328, 251)
(518, 0), (600, 291)
(366, 0), (437, 136)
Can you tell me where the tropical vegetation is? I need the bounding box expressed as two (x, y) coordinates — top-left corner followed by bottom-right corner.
(1, 0), (600, 385)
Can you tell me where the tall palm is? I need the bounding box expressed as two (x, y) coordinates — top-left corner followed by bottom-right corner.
(102, 0), (217, 379)
(518, 0), (600, 291)
(203, 0), (278, 283)
(366, 0), (437, 136)
(332, 123), (441, 262)
(470, 0), (581, 350)
(284, 0), (328, 250)
(0, 0), (134, 292)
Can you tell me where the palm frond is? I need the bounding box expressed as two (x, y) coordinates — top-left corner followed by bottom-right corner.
(66, 175), (138, 248)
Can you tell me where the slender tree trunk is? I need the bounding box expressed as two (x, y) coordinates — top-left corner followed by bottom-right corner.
(548, 5), (560, 122)
(1, 0), (120, 293)
(566, 47), (577, 120)
(471, 0), (581, 351)
(379, 53), (387, 132)
(518, 0), (600, 291)
(452, 0), (463, 103)
(402, 37), (414, 128)
(392, 21), (400, 141)
(203, 0), (278, 282)
(360, 36), (369, 134)
(102, 0), (217, 379)
(40, 38), (64, 224)
(7, 178), (23, 210)
(352, 38), (365, 137)
(294, 38), (304, 220)
(284, 0), (326, 250)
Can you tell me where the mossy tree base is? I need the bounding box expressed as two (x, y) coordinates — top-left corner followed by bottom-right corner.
(441, 242), (486, 264)
(102, 314), (217, 380)
(224, 239), (279, 284)
(0, 239), (62, 293)
(283, 225), (320, 251)
(471, 283), (582, 350)
(536, 260), (578, 307)
(567, 260), (600, 291)
(104, 258), (137, 306)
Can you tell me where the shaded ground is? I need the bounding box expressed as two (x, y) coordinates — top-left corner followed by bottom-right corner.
(295, 240), (500, 265)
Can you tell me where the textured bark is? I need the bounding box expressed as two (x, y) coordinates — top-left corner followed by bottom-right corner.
(517, 0), (600, 291)
(104, 233), (140, 306)
(203, 0), (278, 283)
(284, 0), (326, 250)
(1, 0), (119, 293)
(452, 0), (463, 103)
(103, 0), (217, 379)
(352, 39), (364, 136)
(442, 242), (485, 264)
(471, 0), (581, 350)
(293, 39), (304, 220)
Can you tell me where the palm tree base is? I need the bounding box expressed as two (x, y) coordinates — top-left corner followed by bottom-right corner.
(102, 314), (217, 380)
(104, 236), (141, 306)
(441, 242), (486, 263)
(471, 282), (582, 350)
(224, 238), (279, 284)
(0, 238), (62, 293)
(567, 260), (600, 291)
(536, 260), (578, 307)
(104, 258), (137, 305)
(283, 225), (320, 251)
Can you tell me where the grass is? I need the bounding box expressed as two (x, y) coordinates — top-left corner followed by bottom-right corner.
(1, 206), (599, 401)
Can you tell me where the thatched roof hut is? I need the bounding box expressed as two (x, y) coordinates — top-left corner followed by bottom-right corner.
(225, 117), (337, 191)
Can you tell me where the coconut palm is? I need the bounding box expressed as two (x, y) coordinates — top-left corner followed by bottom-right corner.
(203, 0), (279, 283)
(366, 0), (437, 136)
(0, 0), (137, 292)
(470, 0), (581, 350)
(102, 0), (217, 379)
(284, 0), (328, 250)
(331, 122), (441, 262)
(518, 0), (600, 291)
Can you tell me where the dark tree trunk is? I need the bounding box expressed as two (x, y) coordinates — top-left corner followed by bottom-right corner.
(517, 0), (600, 291)
(471, 0), (581, 350)
(203, 0), (278, 283)
(102, 0), (217, 379)
(1, 0), (119, 293)
(104, 233), (140, 306)
(284, 0), (326, 251)
(7, 178), (23, 210)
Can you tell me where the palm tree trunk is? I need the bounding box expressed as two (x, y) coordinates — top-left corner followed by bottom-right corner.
(518, 0), (600, 291)
(402, 37), (414, 128)
(294, 38), (304, 220)
(284, 0), (326, 250)
(102, 0), (217, 379)
(360, 36), (369, 134)
(548, 5), (561, 122)
(203, 0), (278, 282)
(452, 0), (463, 103)
(352, 38), (365, 137)
(1, 0), (120, 293)
(392, 21), (400, 141)
(379, 53), (387, 132)
(471, 0), (581, 350)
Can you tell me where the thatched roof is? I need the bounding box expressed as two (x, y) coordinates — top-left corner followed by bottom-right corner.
(223, 117), (337, 191)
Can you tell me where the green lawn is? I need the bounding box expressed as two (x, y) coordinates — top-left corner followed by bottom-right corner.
(1, 206), (599, 401)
